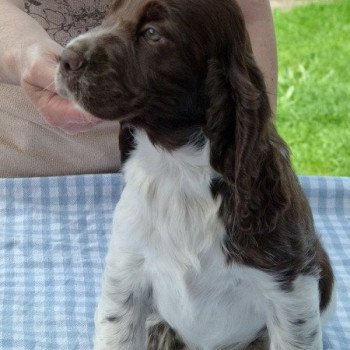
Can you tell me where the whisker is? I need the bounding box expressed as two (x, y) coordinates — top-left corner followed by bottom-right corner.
(44, 81), (55, 91)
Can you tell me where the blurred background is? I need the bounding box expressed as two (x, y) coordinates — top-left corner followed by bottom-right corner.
(271, 0), (349, 176)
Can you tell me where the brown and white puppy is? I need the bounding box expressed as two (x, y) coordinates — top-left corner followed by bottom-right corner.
(56, 0), (335, 349)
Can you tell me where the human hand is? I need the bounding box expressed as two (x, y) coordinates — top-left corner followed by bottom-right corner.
(20, 41), (101, 134)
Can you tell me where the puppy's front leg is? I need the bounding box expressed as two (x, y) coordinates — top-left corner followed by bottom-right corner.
(266, 275), (322, 350)
(94, 251), (150, 350)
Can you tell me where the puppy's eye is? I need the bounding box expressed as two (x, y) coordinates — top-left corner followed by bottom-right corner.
(143, 27), (162, 42)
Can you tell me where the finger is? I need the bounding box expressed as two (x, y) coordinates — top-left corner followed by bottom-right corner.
(22, 44), (63, 93)
(33, 59), (60, 94)
(43, 96), (101, 127)
(27, 85), (101, 128)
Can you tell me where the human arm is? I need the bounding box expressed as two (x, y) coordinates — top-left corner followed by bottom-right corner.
(236, 0), (278, 114)
(0, 0), (101, 133)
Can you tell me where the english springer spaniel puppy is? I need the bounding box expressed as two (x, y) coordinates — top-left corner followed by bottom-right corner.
(55, 0), (335, 349)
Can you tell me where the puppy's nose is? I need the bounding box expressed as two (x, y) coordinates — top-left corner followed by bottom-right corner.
(60, 48), (86, 72)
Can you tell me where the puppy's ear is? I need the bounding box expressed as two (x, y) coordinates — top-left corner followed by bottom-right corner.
(204, 12), (290, 235)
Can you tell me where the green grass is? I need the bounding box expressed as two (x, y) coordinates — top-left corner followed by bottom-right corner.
(273, 0), (350, 176)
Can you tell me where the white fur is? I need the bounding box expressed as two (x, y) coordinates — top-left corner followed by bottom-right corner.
(94, 131), (324, 350)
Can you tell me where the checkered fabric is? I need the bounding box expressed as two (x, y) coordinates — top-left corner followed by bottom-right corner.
(0, 174), (349, 349)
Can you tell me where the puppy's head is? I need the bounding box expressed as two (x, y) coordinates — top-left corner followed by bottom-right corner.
(56, 0), (208, 121)
(55, 0), (262, 127)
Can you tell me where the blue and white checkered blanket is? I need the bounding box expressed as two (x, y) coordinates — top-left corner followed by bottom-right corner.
(0, 174), (349, 349)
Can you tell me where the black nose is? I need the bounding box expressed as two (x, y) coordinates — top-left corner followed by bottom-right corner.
(60, 48), (86, 72)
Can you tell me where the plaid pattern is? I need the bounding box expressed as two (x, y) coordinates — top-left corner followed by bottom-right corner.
(0, 174), (349, 349)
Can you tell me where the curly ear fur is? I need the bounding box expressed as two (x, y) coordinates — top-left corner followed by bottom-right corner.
(204, 14), (291, 236)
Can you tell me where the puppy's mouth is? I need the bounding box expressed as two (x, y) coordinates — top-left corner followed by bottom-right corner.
(55, 69), (73, 100)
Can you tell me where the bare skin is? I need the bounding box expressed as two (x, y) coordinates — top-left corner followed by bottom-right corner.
(237, 0), (278, 114)
(0, 0), (277, 134)
(0, 0), (101, 134)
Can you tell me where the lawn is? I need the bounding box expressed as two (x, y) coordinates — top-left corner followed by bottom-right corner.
(273, 0), (350, 176)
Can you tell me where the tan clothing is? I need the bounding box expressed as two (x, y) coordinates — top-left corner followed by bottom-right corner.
(0, 0), (121, 178)
(0, 83), (120, 178)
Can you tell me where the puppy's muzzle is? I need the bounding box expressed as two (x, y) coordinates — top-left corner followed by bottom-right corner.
(59, 48), (86, 74)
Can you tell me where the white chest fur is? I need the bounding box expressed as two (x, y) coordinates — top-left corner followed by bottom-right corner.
(111, 131), (266, 349)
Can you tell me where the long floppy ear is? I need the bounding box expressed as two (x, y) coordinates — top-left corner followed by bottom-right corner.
(204, 14), (290, 236)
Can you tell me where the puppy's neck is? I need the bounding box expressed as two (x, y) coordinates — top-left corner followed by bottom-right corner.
(123, 129), (215, 192)
(129, 110), (206, 151)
